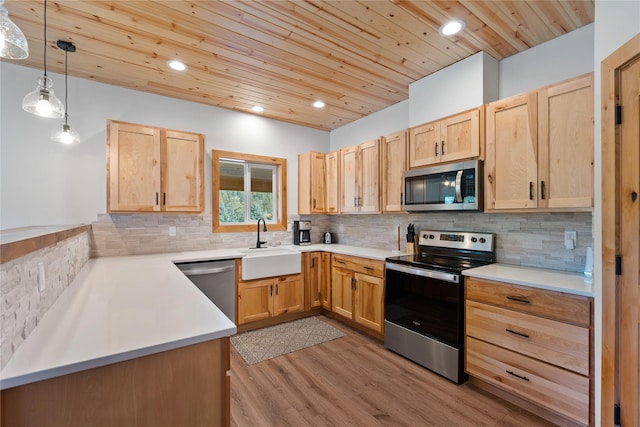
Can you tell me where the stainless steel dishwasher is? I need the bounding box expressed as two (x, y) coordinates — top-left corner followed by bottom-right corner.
(175, 259), (236, 322)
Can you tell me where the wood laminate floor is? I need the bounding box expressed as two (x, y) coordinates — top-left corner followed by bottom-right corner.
(230, 316), (556, 427)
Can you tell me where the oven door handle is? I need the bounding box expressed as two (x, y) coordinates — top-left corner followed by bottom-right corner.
(385, 262), (460, 283)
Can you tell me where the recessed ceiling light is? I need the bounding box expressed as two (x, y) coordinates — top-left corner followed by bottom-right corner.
(166, 59), (187, 71)
(252, 105), (264, 113)
(439, 20), (465, 36)
(312, 100), (326, 109)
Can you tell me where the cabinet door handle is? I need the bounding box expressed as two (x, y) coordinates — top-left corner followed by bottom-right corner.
(540, 181), (545, 200)
(155, 192), (159, 205)
(313, 199), (316, 209)
(270, 285), (273, 297)
(275, 283), (279, 295)
(506, 370), (530, 382)
(441, 140), (445, 155)
(400, 192), (403, 205)
(311, 258), (315, 268)
(529, 182), (534, 200)
(163, 192), (166, 205)
(506, 295), (531, 304)
(434, 142), (438, 157)
(487, 174), (493, 184)
(505, 328), (530, 338)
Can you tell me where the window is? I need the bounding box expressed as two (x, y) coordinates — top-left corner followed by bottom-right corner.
(212, 150), (287, 232)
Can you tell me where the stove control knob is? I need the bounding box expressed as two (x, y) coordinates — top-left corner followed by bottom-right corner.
(429, 234), (435, 239)
(471, 237), (478, 243)
(479, 237), (486, 244)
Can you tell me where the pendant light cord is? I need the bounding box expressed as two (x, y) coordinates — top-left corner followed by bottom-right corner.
(43, 0), (47, 77)
(64, 47), (68, 123)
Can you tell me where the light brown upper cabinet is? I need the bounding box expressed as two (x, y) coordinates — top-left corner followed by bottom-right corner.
(340, 138), (380, 214)
(298, 150), (340, 214)
(485, 73), (593, 211)
(381, 130), (408, 212)
(325, 151), (340, 214)
(298, 151), (326, 214)
(409, 108), (481, 168)
(107, 120), (204, 213)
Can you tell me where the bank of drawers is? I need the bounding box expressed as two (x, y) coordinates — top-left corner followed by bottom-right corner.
(465, 278), (592, 426)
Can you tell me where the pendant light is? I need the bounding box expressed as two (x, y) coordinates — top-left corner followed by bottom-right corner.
(51, 40), (79, 145)
(0, 0), (29, 59)
(22, 0), (64, 118)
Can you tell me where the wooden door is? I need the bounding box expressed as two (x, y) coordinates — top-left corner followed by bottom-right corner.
(237, 279), (273, 325)
(331, 267), (354, 320)
(358, 139), (380, 213)
(162, 129), (204, 212)
(320, 252), (331, 310)
(340, 146), (358, 213)
(601, 33), (640, 426)
(485, 92), (538, 210)
(107, 121), (161, 212)
(354, 272), (384, 333)
(273, 275), (304, 316)
(311, 152), (326, 213)
(409, 121), (440, 167)
(619, 55), (640, 427)
(440, 109), (480, 163)
(381, 130), (407, 212)
(537, 74), (594, 209)
(325, 151), (340, 213)
(305, 252), (323, 309)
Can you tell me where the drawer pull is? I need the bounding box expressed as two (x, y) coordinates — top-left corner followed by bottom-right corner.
(335, 260), (345, 265)
(364, 266), (374, 271)
(506, 295), (531, 304)
(506, 370), (530, 382)
(505, 328), (530, 338)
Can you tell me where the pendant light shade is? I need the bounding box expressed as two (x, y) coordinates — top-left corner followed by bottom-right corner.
(22, 75), (64, 118)
(0, 0), (29, 59)
(51, 39), (80, 145)
(22, 0), (64, 118)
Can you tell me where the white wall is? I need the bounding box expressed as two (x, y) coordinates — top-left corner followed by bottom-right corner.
(329, 100), (409, 151)
(499, 23), (595, 97)
(0, 63), (330, 229)
(593, 2), (640, 425)
(409, 51), (499, 127)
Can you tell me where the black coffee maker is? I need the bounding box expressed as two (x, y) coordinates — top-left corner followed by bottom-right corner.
(293, 220), (312, 245)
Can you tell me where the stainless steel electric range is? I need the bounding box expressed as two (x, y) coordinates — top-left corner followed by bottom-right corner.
(384, 230), (495, 384)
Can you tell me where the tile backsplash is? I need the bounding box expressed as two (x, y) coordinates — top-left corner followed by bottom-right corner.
(92, 211), (592, 273)
(321, 212), (593, 273)
(1, 231), (90, 369)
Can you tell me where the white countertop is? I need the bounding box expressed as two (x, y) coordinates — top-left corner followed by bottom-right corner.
(463, 263), (594, 297)
(1, 243), (404, 390)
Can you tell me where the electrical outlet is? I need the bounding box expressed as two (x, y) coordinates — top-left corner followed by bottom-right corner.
(287, 222), (293, 232)
(564, 230), (577, 250)
(169, 226), (177, 237)
(37, 262), (46, 292)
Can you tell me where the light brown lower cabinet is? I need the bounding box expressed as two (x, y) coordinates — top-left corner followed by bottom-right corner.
(304, 251), (331, 310)
(1, 338), (230, 427)
(465, 277), (593, 426)
(331, 253), (384, 334)
(237, 273), (304, 325)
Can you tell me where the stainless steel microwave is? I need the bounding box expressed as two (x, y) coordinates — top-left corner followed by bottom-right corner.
(403, 160), (483, 212)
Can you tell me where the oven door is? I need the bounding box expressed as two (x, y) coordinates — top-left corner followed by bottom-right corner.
(384, 262), (463, 349)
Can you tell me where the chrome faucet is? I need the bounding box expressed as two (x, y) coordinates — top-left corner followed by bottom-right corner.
(256, 218), (268, 248)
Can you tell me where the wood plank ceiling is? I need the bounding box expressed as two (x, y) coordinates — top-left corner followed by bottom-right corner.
(3, 1), (594, 130)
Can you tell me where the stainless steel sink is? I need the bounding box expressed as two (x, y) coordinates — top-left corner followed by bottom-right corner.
(240, 247), (301, 280)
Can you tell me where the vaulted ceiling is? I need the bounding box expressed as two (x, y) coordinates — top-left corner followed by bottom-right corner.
(3, 1), (594, 130)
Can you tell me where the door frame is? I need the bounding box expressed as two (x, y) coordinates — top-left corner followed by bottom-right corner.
(601, 32), (640, 427)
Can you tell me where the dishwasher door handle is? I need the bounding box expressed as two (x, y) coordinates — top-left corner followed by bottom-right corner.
(181, 265), (234, 276)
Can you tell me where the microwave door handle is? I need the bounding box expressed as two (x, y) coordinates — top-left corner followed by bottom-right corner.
(455, 170), (463, 202)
